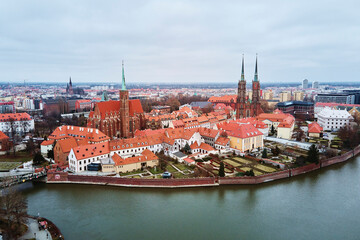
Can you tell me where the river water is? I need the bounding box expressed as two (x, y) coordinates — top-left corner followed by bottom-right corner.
(20, 156), (360, 240)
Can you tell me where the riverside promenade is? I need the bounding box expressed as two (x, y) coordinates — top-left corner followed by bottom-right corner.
(47, 145), (360, 188)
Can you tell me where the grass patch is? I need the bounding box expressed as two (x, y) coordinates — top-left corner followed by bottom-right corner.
(0, 151), (33, 163)
(174, 163), (189, 171)
(166, 165), (177, 173)
(254, 164), (277, 173)
(0, 162), (22, 171)
(224, 159), (242, 167)
(120, 169), (144, 176)
(233, 157), (254, 165)
(240, 167), (252, 172)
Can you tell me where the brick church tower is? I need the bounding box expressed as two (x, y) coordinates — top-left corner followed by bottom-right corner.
(236, 55), (247, 119)
(236, 55), (263, 119)
(252, 55), (262, 116)
(120, 61), (130, 138)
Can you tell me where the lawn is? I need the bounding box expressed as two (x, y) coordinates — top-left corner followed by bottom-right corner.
(0, 152), (33, 163)
(239, 167), (252, 172)
(166, 165), (177, 173)
(0, 162), (22, 171)
(148, 168), (163, 175)
(224, 159), (242, 167)
(120, 169), (144, 176)
(253, 170), (263, 176)
(254, 164), (277, 173)
(174, 163), (189, 171)
(233, 157), (254, 165)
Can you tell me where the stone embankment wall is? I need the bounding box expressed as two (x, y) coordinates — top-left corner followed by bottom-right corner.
(47, 145), (360, 187)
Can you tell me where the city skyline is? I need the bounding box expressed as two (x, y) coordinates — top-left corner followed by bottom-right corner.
(1, 1), (359, 84)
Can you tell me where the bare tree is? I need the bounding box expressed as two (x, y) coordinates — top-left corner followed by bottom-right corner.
(5, 117), (18, 156)
(0, 186), (28, 239)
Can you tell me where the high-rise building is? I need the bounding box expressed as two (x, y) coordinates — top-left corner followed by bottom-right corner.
(312, 81), (319, 89)
(302, 79), (308, 89)
(294, 91), (304, 101)
(263, 90), (274, 100)
(236, 55), (263, 119)
(280, 91), (291, 102)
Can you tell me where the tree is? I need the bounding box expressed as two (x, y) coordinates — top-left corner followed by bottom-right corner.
(33, 152), (46, 165)
(165, 97), (181, 112)
(159, 158), (167, 171)
(5, 117), (18, 156)
(307, 144), (319, 164)
(183, 143), (191, 154)
(0, 187), (28, 239)
(338, 125), (360, 149)
(271, 146), (281, 156)
(218, 162), (225, 177)
(296, 128), (304, 141)
(270, 125), (275, 136)
(25, 138), (36, 155)
(262, 148), (267, 158)
(47, 149), (54, 159)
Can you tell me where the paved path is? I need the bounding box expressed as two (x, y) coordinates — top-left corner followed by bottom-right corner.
(20, 218), (52, 240)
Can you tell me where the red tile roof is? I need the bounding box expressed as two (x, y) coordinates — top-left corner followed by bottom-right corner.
(57, 137), (78, 153)
(49, 125), (110, 142)
(112, 149), (158, 166)
(0, 113), (31, 122)
(40, 139), (54, 146)
(215, 137), (229, 146)
(73, 142), (110, 160)
(308, 122), (323, 133)
(0, 131), (9, 140)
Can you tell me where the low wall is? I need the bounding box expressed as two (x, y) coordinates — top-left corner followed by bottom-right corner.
(219, 170), (290, 185)
(291, 163), (320, 177)
(47, 174), (217, 188)
(47, 145), (360, 187)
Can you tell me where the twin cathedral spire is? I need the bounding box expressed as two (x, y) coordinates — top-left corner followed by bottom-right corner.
(236, 54), (262, 119)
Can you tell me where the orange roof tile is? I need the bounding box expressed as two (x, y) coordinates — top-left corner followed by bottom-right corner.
(112, 149), (158, 166)
(49, 125), (110, 142)
(57, 137), (78, 153)
(40, 139), (54, 146)
(308, 122), (323, 133)
(73, 142), (110, 160)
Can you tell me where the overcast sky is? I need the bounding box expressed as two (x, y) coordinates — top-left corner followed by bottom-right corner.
(0, 0), (359, 84)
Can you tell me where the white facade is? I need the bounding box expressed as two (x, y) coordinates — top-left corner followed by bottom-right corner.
(68, 149), (110, 172)
(317, 108), (352, 131)
(0, 119), (34, 137)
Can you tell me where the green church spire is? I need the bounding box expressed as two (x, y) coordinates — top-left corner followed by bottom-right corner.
(241, 54), (245, 81)
(254, 54), (258, 82)
(122, 60), (126, 91)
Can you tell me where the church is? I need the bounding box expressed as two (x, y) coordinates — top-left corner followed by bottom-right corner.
(87, 62), (146, 138)
(236, 55), (263, 119)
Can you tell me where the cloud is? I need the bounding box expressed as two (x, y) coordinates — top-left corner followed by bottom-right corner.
(0, 0), (359, 84)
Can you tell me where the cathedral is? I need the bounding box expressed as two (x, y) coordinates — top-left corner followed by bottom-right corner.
(236, 55), (263, 119)
(87, 62), (146, 138)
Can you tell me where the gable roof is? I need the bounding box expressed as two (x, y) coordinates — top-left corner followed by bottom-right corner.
(72, 142), (110, 160)
(49, 125), (110, 142)
(57, 137), (78, 153)
(112, 149), (158, 166)
(308, 122), (323, 133)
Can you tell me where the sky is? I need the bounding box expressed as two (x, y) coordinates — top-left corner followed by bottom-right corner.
(0, 0), (359, 84)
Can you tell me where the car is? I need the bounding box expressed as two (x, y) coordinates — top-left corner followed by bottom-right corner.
(162, 171), (172, 179)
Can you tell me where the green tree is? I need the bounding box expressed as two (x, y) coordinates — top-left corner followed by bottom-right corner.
(47, 149), (54, 159)
(183, 143), (191, 154)
(307, 144), (319, 164)
(262, 148), (267, 158)
(218, 162), (225, 177)
(33, 152), (46, 165)
(270, 125), (275, 135)
(271, 146), (281, 156)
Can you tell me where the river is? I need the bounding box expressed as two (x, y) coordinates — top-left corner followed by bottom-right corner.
(19, 156), (360, 240)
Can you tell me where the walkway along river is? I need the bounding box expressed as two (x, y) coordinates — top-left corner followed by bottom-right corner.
(19, 150), (360, 240)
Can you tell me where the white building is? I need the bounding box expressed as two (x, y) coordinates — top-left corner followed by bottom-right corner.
(0, 113), (35, 137)
(317, 107), (353, 131)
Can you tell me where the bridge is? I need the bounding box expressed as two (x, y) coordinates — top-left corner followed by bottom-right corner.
(1, 171), (47, 188)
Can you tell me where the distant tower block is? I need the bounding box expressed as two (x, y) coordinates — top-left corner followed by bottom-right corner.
(302, 79), (308, 89)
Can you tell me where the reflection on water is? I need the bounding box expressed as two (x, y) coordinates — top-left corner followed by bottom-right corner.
(21, 157), (360, 240)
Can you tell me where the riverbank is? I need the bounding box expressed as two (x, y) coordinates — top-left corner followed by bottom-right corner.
(47, 145), (360, 188)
